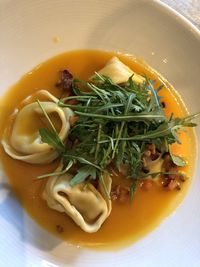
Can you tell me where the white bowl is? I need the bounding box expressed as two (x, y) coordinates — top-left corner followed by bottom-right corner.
(0, 1), (200, 266)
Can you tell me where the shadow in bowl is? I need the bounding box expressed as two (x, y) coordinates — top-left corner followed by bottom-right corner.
(0, 177), (82, 266)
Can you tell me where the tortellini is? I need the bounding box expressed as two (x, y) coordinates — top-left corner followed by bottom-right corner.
(95, 56), (145, 84)
(1, 90), (73, 164)
(43, 171), (112, 233)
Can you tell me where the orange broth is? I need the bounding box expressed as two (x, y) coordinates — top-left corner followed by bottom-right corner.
(0, 50), (196, 249)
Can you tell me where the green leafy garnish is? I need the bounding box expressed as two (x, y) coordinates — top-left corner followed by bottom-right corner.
(130, 180), (138, 201)
(69, 165), (97, 186)
(170, 154), (187, 167)
(37, 160), (73, 179)
(39, 128), (65, 153)
(37, 100), (57, 133)
(37, 73), (199, 199)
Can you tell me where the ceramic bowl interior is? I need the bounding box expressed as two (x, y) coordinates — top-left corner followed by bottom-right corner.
(0, 1), (200, 266)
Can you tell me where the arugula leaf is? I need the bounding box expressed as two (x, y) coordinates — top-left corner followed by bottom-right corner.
(63, 154), (102, 170)
(37, 100), (57, 133)
(130, 180), (138, 201)
(37, 160), (73, 179)
(39, 128), (65, 152)
(170, 154), (187, 167)
(74, 111), (166, 122)
(147, 79), (163, 111)
(37, 71), (199, 201)
(99, 172), (111, 200)
(69, 165), (97, 186)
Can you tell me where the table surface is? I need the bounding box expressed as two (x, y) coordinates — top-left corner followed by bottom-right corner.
(162, 0), (200, 29)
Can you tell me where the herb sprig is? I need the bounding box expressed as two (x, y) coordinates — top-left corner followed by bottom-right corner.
(38, 73), (199, 197)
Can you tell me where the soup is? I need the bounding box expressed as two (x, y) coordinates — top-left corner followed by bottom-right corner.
(0, 50), (196, 249)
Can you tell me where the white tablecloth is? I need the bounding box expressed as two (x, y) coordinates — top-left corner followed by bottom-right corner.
(162, 0), (200, 29)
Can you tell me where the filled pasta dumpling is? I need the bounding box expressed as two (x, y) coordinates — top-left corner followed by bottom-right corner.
(1, 90), (73, 164)
(43, 171), (112, 233)
(95, 56), (145, 84)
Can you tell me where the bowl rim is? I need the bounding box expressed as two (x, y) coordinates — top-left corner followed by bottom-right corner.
(0, 1), (200, 266)
(156, 0), (200, 38)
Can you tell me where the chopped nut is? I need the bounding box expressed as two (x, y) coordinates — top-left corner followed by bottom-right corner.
(141, 179), (153, 190)
(56, 69), (73, 90)
(162, 154), (175, 171)
(118, 187), (130, 203)
(143, 150), (151, 157)
(179, 174), (186, 182)
(150, 151), (160, 161)
(166, 179), (181, 191)
(146, 144), (156, 155)
(142, 166), (150, 174)
(110, 192), (118, 201)
(56, 224), (64, 233)
(111, 185), (130, 203)
(167, 167), (178, 180)
(109, 167), (119, 177)
(110, 185), (120, 201)
(161, 101), (166, 108)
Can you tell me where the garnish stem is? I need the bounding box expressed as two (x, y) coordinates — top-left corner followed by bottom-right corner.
(37, 99), (57, 133)
(74, 111), (165, 122)
(95, 124), (102, 162)
(37, 160), (73, 179)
